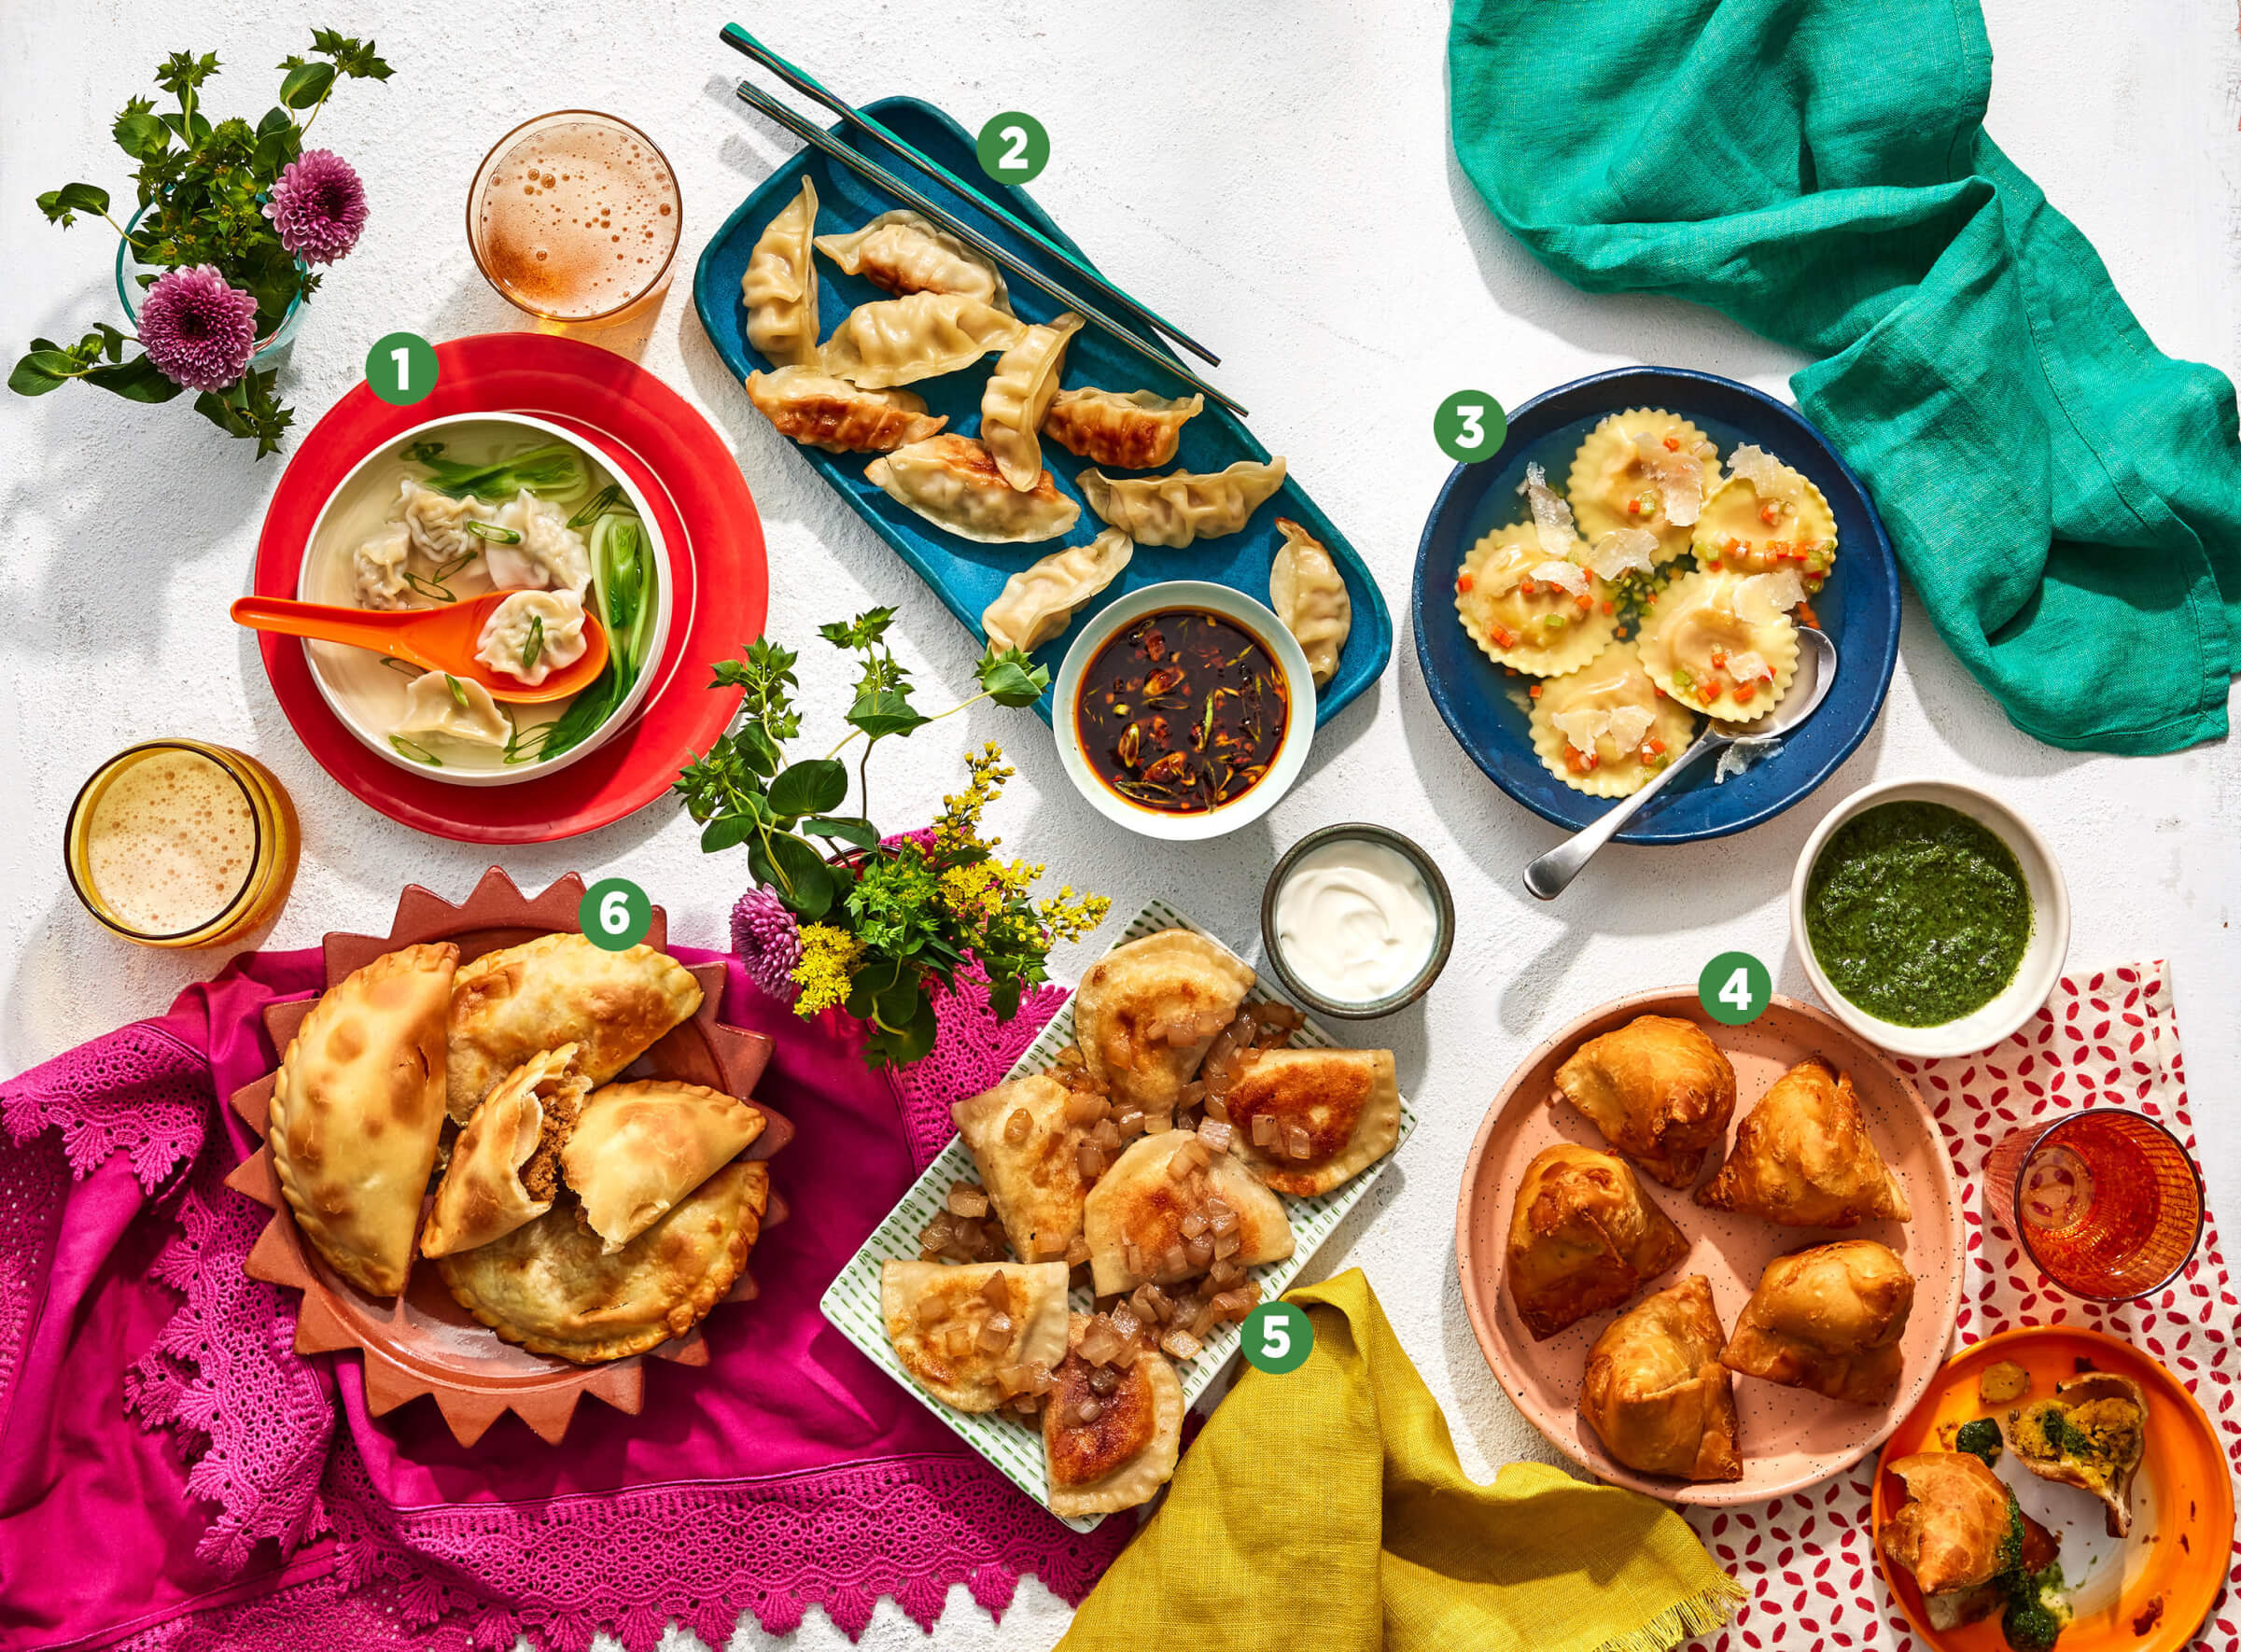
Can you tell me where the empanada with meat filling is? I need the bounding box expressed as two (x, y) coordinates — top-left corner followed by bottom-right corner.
(1222, 1048), (1400, 1197)
(421, 1043), (589, 1258)
(436, 1158), (768, 1364)
(1043, 1313), (1184, 1517)
(880, 1259), (1071, 1412)
(1072, 931), (1254, 1115)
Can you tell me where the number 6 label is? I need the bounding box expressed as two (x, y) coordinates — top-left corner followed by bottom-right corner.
(1241, 1300), (1313, 1375)
(1698, 950), (1772, 1026)
(580, 877), (652, 952)
(368, 331), (437, 407)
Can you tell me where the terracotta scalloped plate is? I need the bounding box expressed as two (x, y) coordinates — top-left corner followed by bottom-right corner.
(1871, 1326), (2236, 1652)
(1455, 989), (1965, 1505)
(228, 867), (792, 1447)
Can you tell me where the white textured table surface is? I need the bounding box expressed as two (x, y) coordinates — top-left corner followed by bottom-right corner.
(4, 4), (2236, 1649)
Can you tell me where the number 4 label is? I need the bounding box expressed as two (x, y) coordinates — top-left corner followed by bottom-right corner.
(1241, 1301), (1313, 1375)
(1699, 951), (1772, 1026)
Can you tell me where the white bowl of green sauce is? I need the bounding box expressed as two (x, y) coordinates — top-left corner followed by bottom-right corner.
(1789, 777), (2069, 1059)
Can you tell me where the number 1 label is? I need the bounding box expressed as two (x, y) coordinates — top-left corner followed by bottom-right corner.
(368, 331), (437, 407)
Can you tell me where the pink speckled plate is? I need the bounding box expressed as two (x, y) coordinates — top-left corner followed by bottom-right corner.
(1455, 989), (1965, 1505)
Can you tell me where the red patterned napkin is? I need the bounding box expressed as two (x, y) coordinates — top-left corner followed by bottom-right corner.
(1685, 962), (2239, 1651)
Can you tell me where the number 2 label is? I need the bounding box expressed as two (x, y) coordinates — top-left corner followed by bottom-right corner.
(975, 111), (1050, 184)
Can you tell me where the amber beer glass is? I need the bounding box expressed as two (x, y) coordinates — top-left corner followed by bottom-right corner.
(1982, 1108), (2204, 1300)
(468, 111), (680, 326)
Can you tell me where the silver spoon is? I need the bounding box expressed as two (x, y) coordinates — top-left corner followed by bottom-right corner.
(1522, 625), (1840, 901)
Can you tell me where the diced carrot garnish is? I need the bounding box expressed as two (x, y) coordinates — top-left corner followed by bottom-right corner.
(1456, 572), (1474, 594)
(1528, 683), (1543, 698)
(1662, 436), (1680, 451)
(1646, 738), (1665, 755)
(1575, 593), (1592, 610)
(1599, 599), (1614, 615)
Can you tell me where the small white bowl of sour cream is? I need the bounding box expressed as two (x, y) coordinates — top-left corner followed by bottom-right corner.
(1260, 824), (1455, 1019)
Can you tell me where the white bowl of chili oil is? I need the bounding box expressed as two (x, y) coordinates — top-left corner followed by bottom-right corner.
(1054, 580), (1316, 842)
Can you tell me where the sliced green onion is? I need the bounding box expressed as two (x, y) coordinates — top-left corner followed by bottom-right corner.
(465, 519), (523, 545)
(389, 735), (443, 766)
(403, 572), (456, 604)
(522, 615), (544, 674)
(445, 674), (469, 709)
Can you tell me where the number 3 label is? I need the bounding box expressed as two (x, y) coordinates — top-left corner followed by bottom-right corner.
(1241, 1301), (1313, 1375)
(368, 331), (437, 407)
(1699, 951), (1772, 1026)
(1435, 390), (1507, 463)
(580, 877), (651, 952)
(975, 111), (1050, 184)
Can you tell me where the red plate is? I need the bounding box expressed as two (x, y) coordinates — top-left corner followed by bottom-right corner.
(252, 332), (766, 842)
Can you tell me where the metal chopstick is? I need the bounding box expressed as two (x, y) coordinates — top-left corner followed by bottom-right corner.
(719, 21), (1220, 369)
(729, 78), (1247, 417)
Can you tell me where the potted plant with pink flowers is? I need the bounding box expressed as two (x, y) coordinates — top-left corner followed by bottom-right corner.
(10, 33), (391, 455)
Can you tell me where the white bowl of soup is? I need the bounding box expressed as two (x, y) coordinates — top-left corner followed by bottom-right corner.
(297, 413), (671, 785)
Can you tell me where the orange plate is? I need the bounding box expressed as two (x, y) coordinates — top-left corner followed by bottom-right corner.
(1871, 1325), (2235, 1652)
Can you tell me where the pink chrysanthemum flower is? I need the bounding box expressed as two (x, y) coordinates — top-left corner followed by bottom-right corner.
(263, 148), (368, 264)
(731, 886), (803, 1003)
(136, 265), (258, 392)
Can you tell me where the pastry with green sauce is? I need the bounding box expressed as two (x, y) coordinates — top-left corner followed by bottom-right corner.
(2000, 1372), (2149, 1536)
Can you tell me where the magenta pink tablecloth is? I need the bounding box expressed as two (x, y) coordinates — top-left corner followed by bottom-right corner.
(0, 946), (1126, 1652)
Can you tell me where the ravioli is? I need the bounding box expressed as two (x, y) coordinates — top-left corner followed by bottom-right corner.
(1043, 1314), (1185, 1517)
(1222, 1048), (1400, 1197)
(879, 1259), (1071, 1412)
(1527, 640), (1700, 798)
(1691, 445), (1837, 583)
(1566, 408), (1721, 563)
(1453, 524), (1617, 678)
(1636, 568), (1801, 724)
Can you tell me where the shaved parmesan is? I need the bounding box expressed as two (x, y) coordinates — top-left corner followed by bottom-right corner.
(1632, 432), (1708, 526)
(1725, 444), (1804, 505)
(1715, 735), (1781, 783)
(1530, 559), (1590, 598)
(1518, 462), (1579, 557)
(1584, 527), (1659, 581)
(1604, 706), (1657, 749)
(1726, 650), (1775, 683)
(1735, 569), (1806, 623)
(1549, 708), (1611, 755)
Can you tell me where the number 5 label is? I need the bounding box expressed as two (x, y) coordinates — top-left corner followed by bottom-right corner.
(368, 331), (437, 407)
(1241, 1301), (1313, 1375)
(580, 877), (651, 952)
(975, 111), (1050, 184)
(1698, 950), (1772, 1026)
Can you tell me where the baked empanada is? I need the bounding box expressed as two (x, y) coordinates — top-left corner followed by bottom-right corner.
(1083, 1131), (1293, 1296)
(446, 933), (702, 1122)
(269, 943), (457, 1297)
(420, 1043), (589, 1258)
(1506, 1143), (1690, 1340)
(1696, 1058), (1911, 1228)
(1043, 1314), (1184, 1518)
(1552, 1015), (1736, 1188)
(1073, 931), (1255, 1115)
(1879, 1452), (2050, 1629)
(951, 1073), (1094, 1263)
(561, 1080), (765, 1254)
(1222, 1048), (1399, 1197)
(1721, 1239), (1914, 1406)
(436, 1158), (768, 1364)
(880, 1259), (1071, 1412)
(1579, 1275), (1741, 1481)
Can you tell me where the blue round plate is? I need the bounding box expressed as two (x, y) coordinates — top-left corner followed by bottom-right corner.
(1410, 367), (1899, 844)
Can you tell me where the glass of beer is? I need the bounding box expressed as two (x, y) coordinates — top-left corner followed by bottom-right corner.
(1982, 1108), (2204, 1301)
(64, 741), (301, 948)
(468, 111), (681, 327)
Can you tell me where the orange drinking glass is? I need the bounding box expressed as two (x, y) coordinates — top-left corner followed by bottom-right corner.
(1982, 1108), (2204, 1301)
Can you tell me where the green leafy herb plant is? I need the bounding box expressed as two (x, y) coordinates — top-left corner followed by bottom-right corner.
(676, 609), (1109, 1065)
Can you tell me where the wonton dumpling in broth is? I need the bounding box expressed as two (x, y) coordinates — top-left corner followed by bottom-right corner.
(950, 1072), (1096, 1263)
(1083, 1131), (1293, 1296)
(1721, 1239), (1915, 1406)
(1579, 1274), (1741, 1481)
(1078, 458), (1286, 549)
(864, 435), (1079, 545)
(561, 1080), (765, 1253)
(1552, 1015), (1736, 1190)
(1222, 1047), (1399, 1197)
(420, 1043), (589, 1259)
(1696, 1058), (1912, 1228)
(1071, 930), (1255, 1115)
(446, 933), (703, 1122)
(981, 529), (1133, 656)
(1043, 1314), (1185, 1517)
(398, 479), (498, 560)
(879, 1259), (1071, 1412)
(741, 176), (820, 369)
(814, 209), (1011, 310)
(1527, 639), (1698, 799)
(1505, 1142), (1690, 1340)
(395, 670), (510, 749)
(268, 944), (459, 1298)
(354, 521), (413, 609)
(475, 589), (588, 688)
(487, 490), (593, 595)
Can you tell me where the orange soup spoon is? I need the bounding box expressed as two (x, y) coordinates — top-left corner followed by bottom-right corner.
(230, 591), (609, 705)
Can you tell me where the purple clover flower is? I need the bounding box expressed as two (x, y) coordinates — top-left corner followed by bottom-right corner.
(136, 265), (258, 392)
(263, 148), (368, 264)
(731, 886), (803, 1003)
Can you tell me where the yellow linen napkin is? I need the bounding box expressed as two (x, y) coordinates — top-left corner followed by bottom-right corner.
(1058, 1269), (1741, 1652)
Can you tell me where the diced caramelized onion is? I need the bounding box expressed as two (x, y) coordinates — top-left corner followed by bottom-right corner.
(1249, 1001), (1304, 1045)
(943, 1324), (973, 1357)
(1213, 1229), (1242, 1260)
(1072, 1397), (1103, 1426)
(1184, 1237), (1214, 1270)
(1161, 1328), (1204, 1361)
(1285, 1124), (1314, 1161)
(1211, 1287), (1254, 1319)
(997, 1362), (1033, 1397)
(981, 1272), (1012, 1309)
(1144, 1111), (1173, 1135)
(1087, 1363), (1122, 1395)
(1124, 1239), (1146, 1279)
(1168, 1136), (1211, 1179)
(977, 1313), (1015, 1352)
(1189, 1301), (1222, 1339)
(923, 1211), (957, 1246)
(1162, 1242), (1190, 1278)
(1204, 1095), (1230, 1125)
(1179, 1211), (1211, 1239)
(1003, 1108), (1032, 1145)
(1077, 1140), (1108, 1181)
(1208, 1256), (1244, 1289)
(1064, 1235), (1092, 1267)
(1131, 1283), (1171, 1325)
(1064, 1093), (1109, 1126)
(1080, 1317), (1124, 1366)
(1251, 1113), (1279, 1148)
(1198, 1117), (1235, 1153)
(1092, 1117), (1122, 1153)
(1115, 1108), (1146, 1140)
(1109, 1302), (1142, 1343)
(946, 1183), (990, 1219)
(1012, 1393), (1042, 1415)
(917, 1296), (949, 1327)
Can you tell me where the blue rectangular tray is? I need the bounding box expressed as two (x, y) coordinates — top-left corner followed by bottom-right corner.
(693, 95), (1391, 724)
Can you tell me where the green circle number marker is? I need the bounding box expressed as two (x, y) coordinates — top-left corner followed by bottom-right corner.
(1436, 390), (1506, 464)
(580, 877), (652, 952)
(1700, 951), (1772, 1026)
(1241, 1301), (1313, 1375)
(368, 331), (437, 407)
(976, 111), (1050, 185)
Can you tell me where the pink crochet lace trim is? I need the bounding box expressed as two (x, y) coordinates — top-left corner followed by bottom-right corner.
(9, 973), (1120, 1651)
(0, 1132), (67, 1421)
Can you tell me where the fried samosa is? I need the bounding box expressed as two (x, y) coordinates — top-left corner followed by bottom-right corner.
(1552, 1015), (1736, 1188)
(1696, 1058), (1911, 1228)
(1721, 1239), (1914, 1406)
(1999, 1372), (2148, 1536)
(1505, 1142), (1691, 1340)
(1580, 1275), (1742, 1481)
(1879, 1452), (2059, 1629)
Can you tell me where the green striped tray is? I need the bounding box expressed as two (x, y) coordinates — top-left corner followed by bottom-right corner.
(819, 900), (1416, 1530)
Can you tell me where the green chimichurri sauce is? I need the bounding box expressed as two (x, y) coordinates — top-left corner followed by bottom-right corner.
(1804, 801), (2033, 1028)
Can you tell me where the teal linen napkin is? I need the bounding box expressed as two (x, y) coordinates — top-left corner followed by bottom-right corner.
(1450, 0), (2241, 754)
